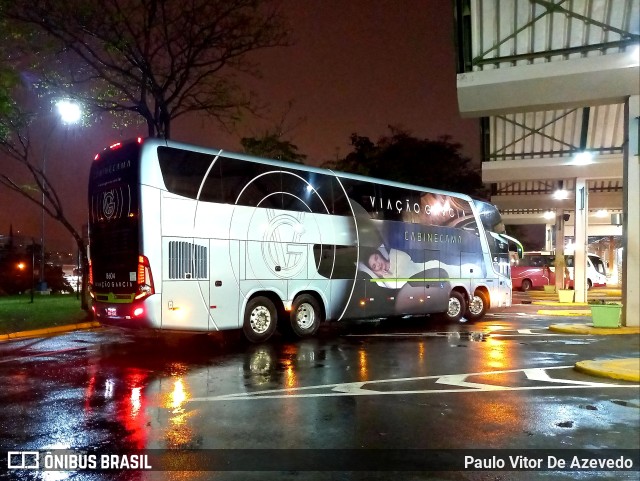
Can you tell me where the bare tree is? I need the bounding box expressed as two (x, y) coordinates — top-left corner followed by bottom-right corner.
(0, 0), (290, 307)
(1, 0), (291, 138)
(241, 101), (307, 163)
(0, 104), (90, 309)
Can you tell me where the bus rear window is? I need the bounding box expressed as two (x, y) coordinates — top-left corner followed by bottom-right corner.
(89, 142), (140, 223)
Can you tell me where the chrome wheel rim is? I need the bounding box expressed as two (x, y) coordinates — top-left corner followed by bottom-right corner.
(469, 296), (484, 316)
(249, 306), (272, 334)
(447, 297), (462, 317)
(295, 302), (315, 329)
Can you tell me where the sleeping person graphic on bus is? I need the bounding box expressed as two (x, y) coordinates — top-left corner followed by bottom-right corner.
(367, 248), (424, 289)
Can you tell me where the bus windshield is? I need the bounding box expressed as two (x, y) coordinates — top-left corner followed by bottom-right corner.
(88, 142), (141, 298)
(472, 200), (516, 276)
(589, 255), (607, 276)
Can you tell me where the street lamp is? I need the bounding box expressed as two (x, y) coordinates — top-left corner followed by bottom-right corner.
(38, 99), (82, 292)
(56, 100), (82, 124)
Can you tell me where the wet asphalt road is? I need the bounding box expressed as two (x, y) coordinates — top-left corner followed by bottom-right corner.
(0, 298), (639, 481)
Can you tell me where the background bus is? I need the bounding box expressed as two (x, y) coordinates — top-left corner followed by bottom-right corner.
(511, 251), (607, 291)
(88, 138), (516, 342)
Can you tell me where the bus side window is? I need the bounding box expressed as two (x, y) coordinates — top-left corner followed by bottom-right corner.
(314, 244), (357, 279)
(332, 177), (352, 216)
(199, 157), (222, 203)
(219, 158), (282, 209)
(281, 168), (334, 215)
(374, 184), (416, 223)
(339, 178), (376, 218)
(158, 147), (216, 199)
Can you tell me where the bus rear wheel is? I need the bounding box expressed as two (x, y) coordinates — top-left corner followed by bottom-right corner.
(466, 292), (488, 321)
(289, 294), (322, 338)
(438, 291), (466, 322)
(243, 297), (278, 343)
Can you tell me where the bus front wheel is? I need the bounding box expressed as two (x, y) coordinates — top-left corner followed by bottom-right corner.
(243, 297), (278, 343)
(290, 294), (322, 338)
(439, 291), (466, 322)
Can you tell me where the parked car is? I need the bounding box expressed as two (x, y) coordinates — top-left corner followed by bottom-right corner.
(511, 252), (607, 291)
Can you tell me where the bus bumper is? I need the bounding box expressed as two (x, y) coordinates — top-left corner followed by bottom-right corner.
(92, 295), (161, 329)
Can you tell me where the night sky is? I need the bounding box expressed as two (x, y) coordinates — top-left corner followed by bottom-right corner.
(1, 0), (480, 253)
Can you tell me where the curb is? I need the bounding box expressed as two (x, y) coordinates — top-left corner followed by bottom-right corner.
(537, 309), (591, 317)
(532, 301), (589, 307)
(0, 321), (101, 342)
(575, 359), (640, 383)
(549, 323), (640, 335)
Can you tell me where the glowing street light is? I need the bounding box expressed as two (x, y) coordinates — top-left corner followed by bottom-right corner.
(56, 100), (83, 124)
(38, 99), (83, 291)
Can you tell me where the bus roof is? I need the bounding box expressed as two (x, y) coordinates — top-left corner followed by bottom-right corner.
(133, 137), (477, 202)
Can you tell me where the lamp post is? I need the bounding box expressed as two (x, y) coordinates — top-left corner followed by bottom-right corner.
(38, 100), (82, 292)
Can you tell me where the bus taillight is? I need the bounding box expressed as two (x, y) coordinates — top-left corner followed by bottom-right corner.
(135, 255), (155, 300)
(88, 260), (95, 298)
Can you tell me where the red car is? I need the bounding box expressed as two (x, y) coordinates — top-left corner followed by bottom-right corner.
(511, 253), (607, 291)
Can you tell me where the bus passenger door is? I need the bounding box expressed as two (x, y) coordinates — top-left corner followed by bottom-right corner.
(393, 248), (426, 315)
(419, 249), (449, 314)
(209, 238), (241, 331)
(461, 251), (485, 295)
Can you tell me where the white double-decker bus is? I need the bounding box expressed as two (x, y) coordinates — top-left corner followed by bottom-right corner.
(88, 137), (518, 342)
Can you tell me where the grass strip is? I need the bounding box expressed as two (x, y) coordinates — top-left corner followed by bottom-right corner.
(0, 294), (90, 335)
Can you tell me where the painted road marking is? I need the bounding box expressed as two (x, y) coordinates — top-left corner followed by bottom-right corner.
(345, 329), (565, 338)
(435, 374), (504, 391)
(189, 366), (639, 402)
(485, 313), (536, 318)
(523, 368), (613, 386)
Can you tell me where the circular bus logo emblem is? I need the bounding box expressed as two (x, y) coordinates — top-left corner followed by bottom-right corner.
(102, 190), (116, 219)
(262, 213), (306, 278)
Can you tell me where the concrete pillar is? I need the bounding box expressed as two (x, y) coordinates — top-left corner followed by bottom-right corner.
(574, 178), (588, 303)
(607, 236), (615, 285)
(622, 95), (639, 327)
(554, 212), (566, 291)
(545, 224), (554, 251)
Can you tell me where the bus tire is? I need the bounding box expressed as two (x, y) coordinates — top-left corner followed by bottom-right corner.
(290, 294), (322, 338)
(243, 296), (278, 343)
(439, 291), (466, 322)
(520, 279), (532, 292)
(466, 292), (488, 321)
